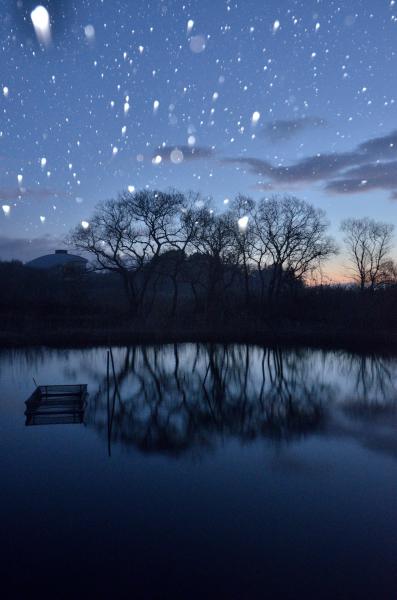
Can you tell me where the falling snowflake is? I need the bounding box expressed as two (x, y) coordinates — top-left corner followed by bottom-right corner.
(238, 216), (249, 231)
(31, 5), (51, 46)
(84, 24), (95, 41)
(273, 20), (280, 33)
(170, 148), (184, 164)
(190, 35), (206, 53)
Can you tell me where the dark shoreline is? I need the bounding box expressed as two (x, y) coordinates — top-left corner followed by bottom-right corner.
(1, 320), (397, 354)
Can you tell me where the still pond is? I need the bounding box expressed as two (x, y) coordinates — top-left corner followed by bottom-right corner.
(1, 344), (397, 598)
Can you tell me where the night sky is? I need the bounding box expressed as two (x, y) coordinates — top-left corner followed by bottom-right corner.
(1, 0), (397, 276)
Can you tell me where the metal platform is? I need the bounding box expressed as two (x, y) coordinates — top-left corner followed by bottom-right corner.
(25, 384), (88, 426)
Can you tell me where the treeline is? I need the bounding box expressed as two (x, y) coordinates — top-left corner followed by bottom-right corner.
(70, 190), (337, 319)
(1, 189), (397, 342)
(68, 189), (396, 321)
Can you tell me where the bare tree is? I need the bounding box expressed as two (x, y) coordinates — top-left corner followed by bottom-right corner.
(341, 217), (394, 291)
(181, 201), (237, 315)
(69, 189), (185, 315)
(228, 194), (256, 307)
(158, 192), (204, 317)
(254, 195), (337, 299)
(378, 260), (397, 286)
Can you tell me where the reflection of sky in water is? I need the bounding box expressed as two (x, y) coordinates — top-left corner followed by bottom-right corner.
(1, 345), (397, 597)
(1, 345), (397, 459)
(2, 344), (396, 401)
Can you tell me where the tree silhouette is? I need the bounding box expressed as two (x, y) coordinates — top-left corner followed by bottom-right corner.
(69, 189), (185, 316)
(254, 195), (337, 299)
(341, 217), (395, 291)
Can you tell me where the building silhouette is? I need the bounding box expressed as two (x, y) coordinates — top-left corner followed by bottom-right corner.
(26, 249), (87, 272)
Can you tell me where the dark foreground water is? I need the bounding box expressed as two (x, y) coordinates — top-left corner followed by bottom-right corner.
(1, 344), (397, 599)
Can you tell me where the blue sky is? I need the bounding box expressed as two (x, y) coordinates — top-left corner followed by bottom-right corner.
(1, 0), (397, 274)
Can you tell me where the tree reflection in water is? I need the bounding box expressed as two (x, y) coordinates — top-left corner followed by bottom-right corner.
(85, 345), (335, 456)
(3, 343), (396, 457)
(341, 353), (397, 418)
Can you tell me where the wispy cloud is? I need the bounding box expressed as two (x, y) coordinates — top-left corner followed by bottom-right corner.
(222, 129), (397, 198)
(262, 117), (326, 142)
(221, 152), (361, 183)
(326, 161), (397, 194)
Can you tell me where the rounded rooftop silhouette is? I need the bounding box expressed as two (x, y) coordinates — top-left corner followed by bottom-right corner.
(26, 249), (88, 270)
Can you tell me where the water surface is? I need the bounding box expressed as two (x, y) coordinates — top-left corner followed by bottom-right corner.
(1, 344), (397, 598)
